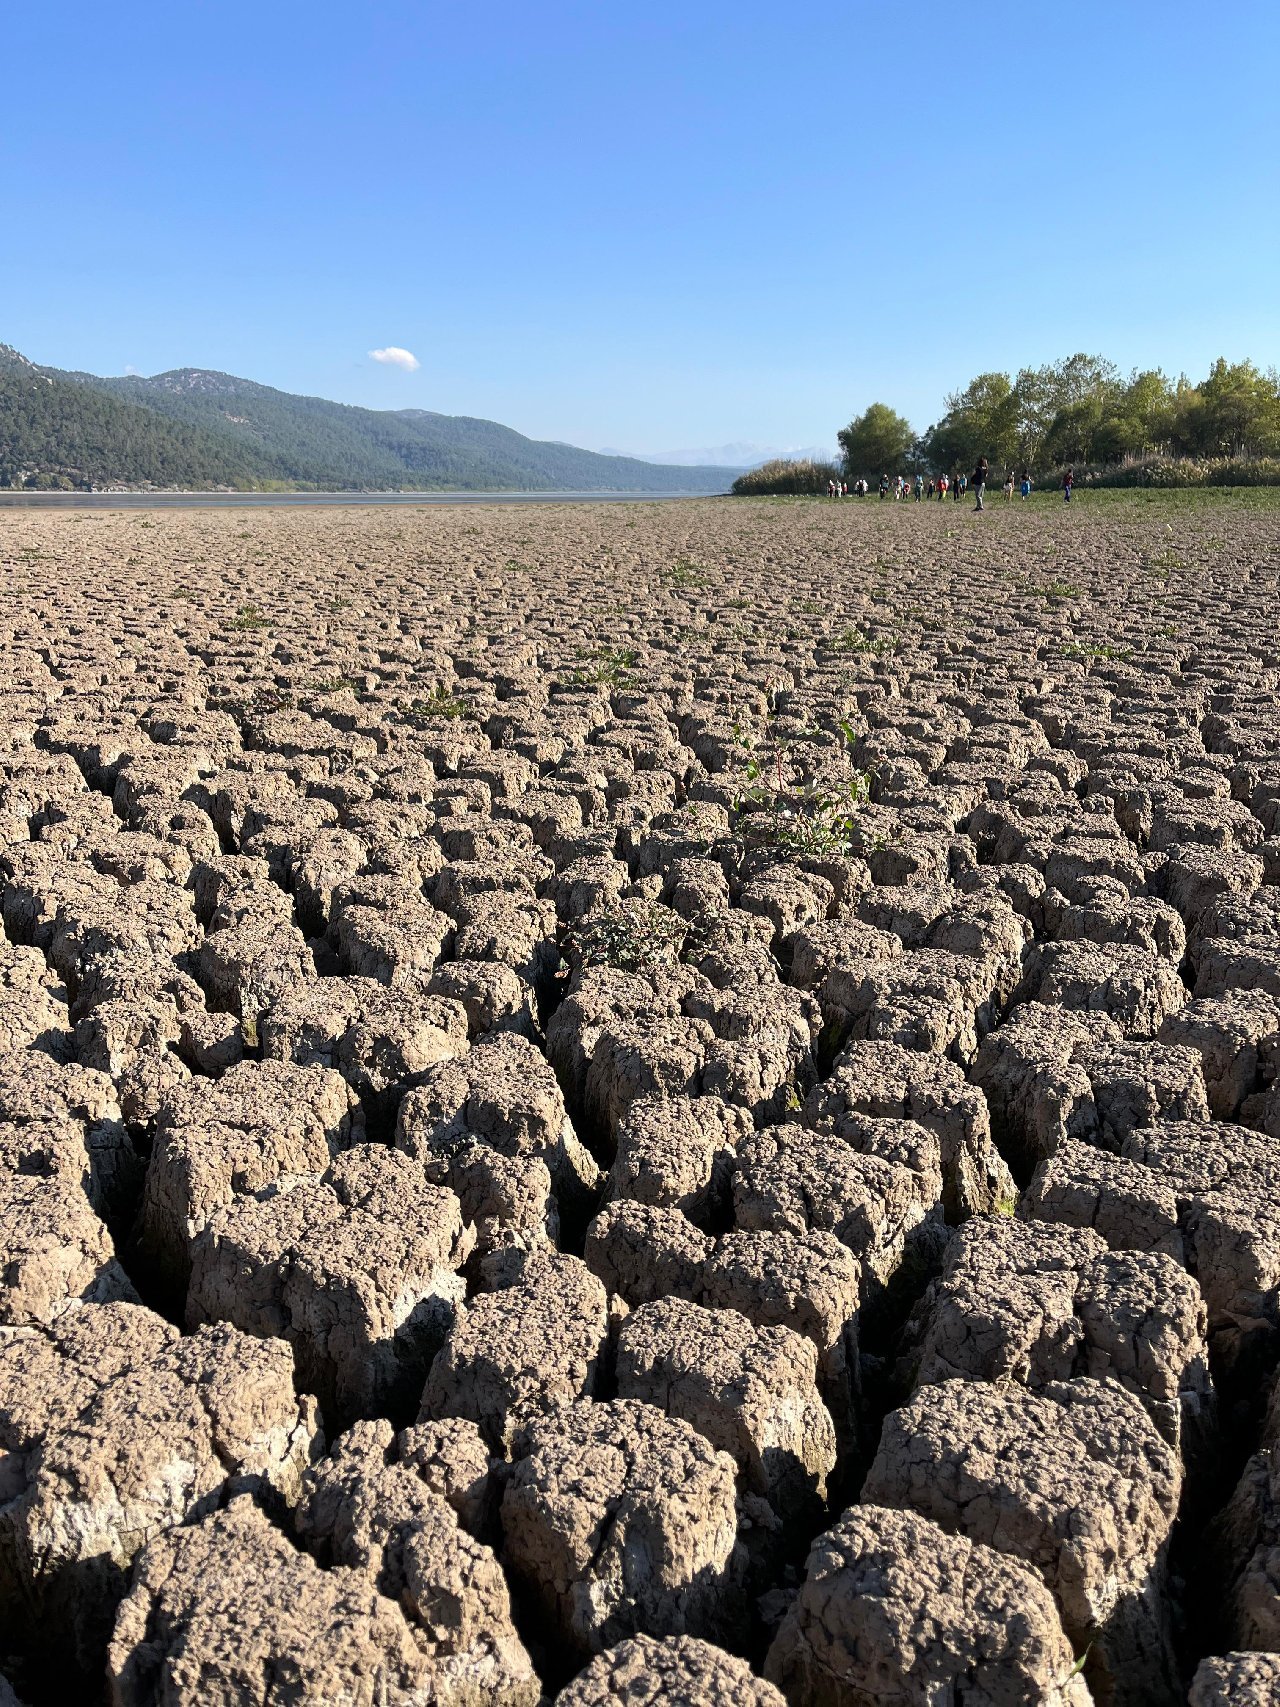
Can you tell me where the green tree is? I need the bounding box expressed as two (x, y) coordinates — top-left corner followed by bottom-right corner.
(1188, 359), (1280, 456)
(1013, 354), (1120, 466)
(922, 372), (1018, 472)
(837, 403), (915, 479)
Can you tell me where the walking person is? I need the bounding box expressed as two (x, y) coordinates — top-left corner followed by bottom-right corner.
(937, 474), (948, 500)
(1020, 469), (1032, 498)
(1063, 467), (1074, 502)
(1003, 469), (1015, 501)
(971, 457), (988, 511)
(914, 472), (924, 501)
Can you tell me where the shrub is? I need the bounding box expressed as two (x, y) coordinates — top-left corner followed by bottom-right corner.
(731, 458), (841, 496)
(1062, 455), (1280, 489)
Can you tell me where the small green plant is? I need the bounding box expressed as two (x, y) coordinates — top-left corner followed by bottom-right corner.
(732, 727), (874, 857)
(565, 902), (685, 975)
(325, 595), (352, 611)
(404, 686), (470, 721)
(504, 558), (533, 574)
(230, 604), (271, 631)
(312, 675), (358, 695)
(829, 625), (898, 656)
(565, 644), (638, 688)
(1039, 579), (1081, 601)
(1064, 1643), (1092, 1682)
(1061, 641), (1132, 661)
(1144, 545), (1184, 573)
(660, 556), (709, 589)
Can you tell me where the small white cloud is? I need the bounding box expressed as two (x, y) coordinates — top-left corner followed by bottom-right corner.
(368, 346), (420, 372)
(124, 364), (140, 376)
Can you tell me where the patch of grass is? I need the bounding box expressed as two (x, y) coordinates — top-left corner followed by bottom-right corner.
(230, 604), (271, 631)
(828, 624), (898, 656)
(565, 644), (639, 688)
(1143, 546), (1185, 573)
(1060, 641), (1133, 661)
(1039, 579), (1081, 601)
(403, 686), (471, 722)
(504, 558), (534, 574)
(660, 556), (710, 589)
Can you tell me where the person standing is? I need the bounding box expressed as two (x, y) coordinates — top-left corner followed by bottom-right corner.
(971, 457), (988, 511)
(938, 473), (948, 500)
(1063, 468), (1074, 502)
(914, 472), (924, 501)
(1004, 469), (1015, 500)
(1020, 469), (1032, 499)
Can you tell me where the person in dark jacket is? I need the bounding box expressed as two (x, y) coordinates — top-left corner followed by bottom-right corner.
(971, 457), (989, 511)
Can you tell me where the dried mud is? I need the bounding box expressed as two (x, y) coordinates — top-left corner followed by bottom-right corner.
(2, 492), (1280, 1704)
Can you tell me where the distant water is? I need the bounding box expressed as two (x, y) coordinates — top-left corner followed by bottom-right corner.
(0, 489), (725, 510)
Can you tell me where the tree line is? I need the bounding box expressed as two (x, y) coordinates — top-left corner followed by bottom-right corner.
(836, 355), (1280, 481)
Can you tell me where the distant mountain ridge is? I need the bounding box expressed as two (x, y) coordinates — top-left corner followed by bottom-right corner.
(0, 344), (738, 493)
(601, 440), (837, 469)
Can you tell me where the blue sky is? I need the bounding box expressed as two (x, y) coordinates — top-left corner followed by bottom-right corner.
(3, 1), (1276, 456)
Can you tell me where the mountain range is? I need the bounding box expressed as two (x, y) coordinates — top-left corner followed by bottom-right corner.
(601, 441), (836, 468)
(0, 344), (738, 494)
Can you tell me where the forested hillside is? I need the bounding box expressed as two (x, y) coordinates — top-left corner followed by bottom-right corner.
(0, 347), (735, 492)
(0, 347), (271, 489)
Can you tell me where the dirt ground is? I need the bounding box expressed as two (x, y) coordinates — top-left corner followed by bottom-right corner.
(2, 489), (1280, 1705)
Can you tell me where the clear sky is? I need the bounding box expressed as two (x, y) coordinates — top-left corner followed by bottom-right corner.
(3, 0), (1276, 457)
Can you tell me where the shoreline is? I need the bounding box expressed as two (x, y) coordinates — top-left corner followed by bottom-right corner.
(0, 487), (730, 511)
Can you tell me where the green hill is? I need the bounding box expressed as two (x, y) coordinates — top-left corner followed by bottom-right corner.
(0, 346), (272, 489)
(0, 345), (735, 492)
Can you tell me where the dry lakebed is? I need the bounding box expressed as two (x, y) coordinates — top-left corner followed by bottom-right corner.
(2, 491), (1280, 1704)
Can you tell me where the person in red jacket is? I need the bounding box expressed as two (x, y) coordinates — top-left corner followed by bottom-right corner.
(1063, 468), (1074, 502)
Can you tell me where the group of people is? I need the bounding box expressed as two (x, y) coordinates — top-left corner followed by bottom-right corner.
(830, 462), (1075, 510)
(869, 472), (967, 502)
(826, 478), (870, 497)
